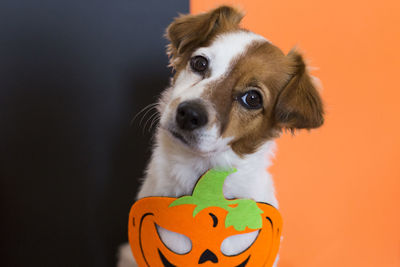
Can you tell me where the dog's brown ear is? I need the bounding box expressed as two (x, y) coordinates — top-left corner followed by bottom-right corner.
(274, 50), (324, 131)
(166, 6), (243, 68)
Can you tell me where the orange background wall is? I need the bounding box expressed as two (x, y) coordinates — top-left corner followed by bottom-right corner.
(192, 1), (400, 266)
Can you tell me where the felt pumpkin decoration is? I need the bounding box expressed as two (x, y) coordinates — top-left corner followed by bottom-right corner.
(128, 169), (282, 267)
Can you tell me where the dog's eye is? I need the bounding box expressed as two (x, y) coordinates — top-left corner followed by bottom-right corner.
(190, 56), (208, 73)
(239, 90), (263, 109)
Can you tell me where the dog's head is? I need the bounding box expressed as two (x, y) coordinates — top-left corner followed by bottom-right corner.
(158, 6), (324, 157)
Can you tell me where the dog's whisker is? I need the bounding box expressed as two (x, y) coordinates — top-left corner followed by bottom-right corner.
(130, 103), (158, 126)
(143, 111), (159, 134)
(148, 114), (160, 133)
(139, 106), (158, 127)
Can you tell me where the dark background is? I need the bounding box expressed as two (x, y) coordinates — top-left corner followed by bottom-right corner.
(0, 1), (188, 266)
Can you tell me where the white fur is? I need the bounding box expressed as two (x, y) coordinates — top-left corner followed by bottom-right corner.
(117, 243), (136, 267)
(117, 31), (279, 267)
(139, 136), (277, 205)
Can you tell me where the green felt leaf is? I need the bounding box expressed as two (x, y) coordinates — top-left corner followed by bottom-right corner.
(169, 168), (264, 231)
(225, 199), (264, 231)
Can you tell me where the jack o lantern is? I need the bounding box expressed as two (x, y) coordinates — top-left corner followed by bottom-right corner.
(128, 169), (282, 266)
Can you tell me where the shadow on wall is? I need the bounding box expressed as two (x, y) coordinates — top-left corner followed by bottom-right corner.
(0, 1), (188, 266)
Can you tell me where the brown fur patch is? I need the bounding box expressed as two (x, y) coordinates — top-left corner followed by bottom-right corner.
(274, 50), (324, 130)
(203, 41), (324, 156)
(166, 6), (243, 74)
(210, 41), (290, 156)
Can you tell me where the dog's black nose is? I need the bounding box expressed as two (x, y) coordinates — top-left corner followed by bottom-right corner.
(176, 101), (208, 131)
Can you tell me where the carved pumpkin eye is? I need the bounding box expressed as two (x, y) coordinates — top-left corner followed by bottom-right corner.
(155, 224), (192, 254)
(220, 230), (260, 256)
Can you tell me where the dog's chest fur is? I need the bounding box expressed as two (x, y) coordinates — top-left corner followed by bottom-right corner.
(138, 136), (278, 207)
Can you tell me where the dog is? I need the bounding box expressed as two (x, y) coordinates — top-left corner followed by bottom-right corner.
(118, 5), (324, 267)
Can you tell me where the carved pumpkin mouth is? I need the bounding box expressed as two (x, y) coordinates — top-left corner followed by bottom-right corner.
(158, 248), (251, 267)
(236, 256), (250, 267)
(158, 249), (176, 267)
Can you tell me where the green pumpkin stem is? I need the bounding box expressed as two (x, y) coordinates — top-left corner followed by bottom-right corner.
(169, 168), (263, 231)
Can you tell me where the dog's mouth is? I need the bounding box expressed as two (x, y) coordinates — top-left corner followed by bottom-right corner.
(165, 126), (232, 156)
(168, 127), (202, 148)
(170, 130), (189, 145)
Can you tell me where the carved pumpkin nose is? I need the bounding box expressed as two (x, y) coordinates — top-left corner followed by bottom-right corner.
(198, 249), (218, 264)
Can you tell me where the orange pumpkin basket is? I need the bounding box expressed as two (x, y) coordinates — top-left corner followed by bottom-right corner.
(128, 169), (282, 266)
